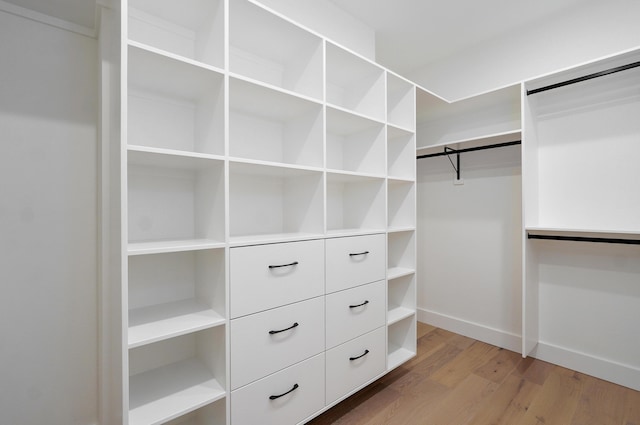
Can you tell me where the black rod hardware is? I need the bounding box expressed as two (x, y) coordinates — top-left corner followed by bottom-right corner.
(268, 322), (299, 335)
(417, 140), (521, 160)
(349, 300), (369, 309)
(269, 383), (299, 400)
(349, 349), (370, 361)
(527, 234), (640, 245)
(526, 60), (640, 95)
(268, 261), (299, 269)
(349, 251), (369, 256)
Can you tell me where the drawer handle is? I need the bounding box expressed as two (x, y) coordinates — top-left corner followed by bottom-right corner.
(349, 251), (369, 257)
(349, 349), (370, 361)
(268, 261), (299, 269)
(349, 300), (369, 309)
(269, 322), (299, 335)
(269, 383), (299, 400)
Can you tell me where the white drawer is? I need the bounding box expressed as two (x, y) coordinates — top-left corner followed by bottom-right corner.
(230, 297), (325, 390)
(231, 353), (325, 425)
(326, 280), (386, 349)
(230, 239), (325, 318)
(325, 326), (386, 405)
(325, 234), (386, 293)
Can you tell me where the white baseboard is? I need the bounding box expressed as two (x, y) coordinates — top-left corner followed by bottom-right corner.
(417, 308), (521, 353)
(417, 307), (640, 391)
(531, 341), (640, 391)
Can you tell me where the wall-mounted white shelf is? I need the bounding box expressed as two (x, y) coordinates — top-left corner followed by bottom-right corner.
(326, 42), (385, 121)
(387, 125), (416, 180)
(416, 129), (521, 157)
(127, 150), (225, 247)
(416, 84), (521, 150)
(326, 172), (386, 235)
(229, 161), (324, 243)
(129, 328), (226, 425)
(229, 77), (323, 167)
(128, 44), (225, 155)
(387, 266), (415, 281)
(387, 74), (415, 131)
(128, 0), (225, 69)
(326, 106), (385, 175)
(128, 249), (225, 349)
(229, 0), (323, 100)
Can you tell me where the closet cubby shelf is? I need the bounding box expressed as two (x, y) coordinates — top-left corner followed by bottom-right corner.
(129, 358), (225, 425)
(526, 227), (640, 241)
(387, 266), (415, 280)
(388, 126), (416, 180)
(128, 239), (225, 256)
(387, 316), (416, 370)
(128, 44), (225, 156)
(228, 72), (323, 106)
(388, 346), (415, 371)
(128, 145), (225, 163)
(387, 307), (415, 326)
(128, 299), (225, 349)
(128, 0), (225, 69)
(229, 0), (323, 100)
(229, 77), (324, 168)
(387, 73), (416, 131)
(127, 40), (224, 74)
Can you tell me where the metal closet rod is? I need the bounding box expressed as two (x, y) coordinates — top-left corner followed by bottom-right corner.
(527, 234), (640, 245)
(526, 60), (640, 95)
(416, 140), (521, 160)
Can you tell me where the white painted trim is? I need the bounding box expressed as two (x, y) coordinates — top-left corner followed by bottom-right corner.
(417, 308), (521, 353)
(0, 0), (96, 38)
(531, 341), (640, 392)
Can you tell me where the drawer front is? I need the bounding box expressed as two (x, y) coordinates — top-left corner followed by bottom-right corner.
(231, 296), (325, 390)
(231, 353), (325, 425)
(326, 327), (386, 405)
(325, 280), (386, 349)
(326, 234), (385, 293)
(230, 239), (324, 318)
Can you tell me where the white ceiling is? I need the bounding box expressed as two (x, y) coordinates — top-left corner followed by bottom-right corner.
(330, 0), (590, 76)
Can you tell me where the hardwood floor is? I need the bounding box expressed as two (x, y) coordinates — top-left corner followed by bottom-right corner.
(307, 322), (640, 425)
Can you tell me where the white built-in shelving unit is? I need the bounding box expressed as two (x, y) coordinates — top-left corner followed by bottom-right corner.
(115, 0), (416, 423)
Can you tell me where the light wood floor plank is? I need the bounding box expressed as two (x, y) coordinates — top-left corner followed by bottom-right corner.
(519, 367), (584, 425)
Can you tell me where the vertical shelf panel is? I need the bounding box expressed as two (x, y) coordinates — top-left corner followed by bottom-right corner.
(387, 126), (415, 180)
(326, 43), (385, 121)
(229, 0), (323, 100)
(387, 74), (415, 131)
(128, 45), (225, 155)
(127, 151), (225, 247)
(128, 0), (225, 68)
(326, 107), (385, 175)
(229, 162), (324, 243)
(229, 78), (323, 167)
(326, 173), (386, 235)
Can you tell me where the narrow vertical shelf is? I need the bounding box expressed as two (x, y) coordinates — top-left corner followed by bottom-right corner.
(387, 230), (416, 279)
(326, 106), (386, 175)
(161, 400), (226, 425)
(387, 179), (415, 231)
(387, 317), (416, 370)
(229, 0), (323, 100)
(128, 0), (225, 68)
(128, 44), (225, 156)
(326, 42), (386, 121)
(128, 248), (225, 349)
(128, 327), (226, 425)
(228, 161), (324, 244)
(127, 150), (225, 251)
(326, 172), (386, 236)
(387, 273), (416, 326)
(387, 125), (416, 180)
(387, 74), (415, 131)
(229, 78), (323, 167)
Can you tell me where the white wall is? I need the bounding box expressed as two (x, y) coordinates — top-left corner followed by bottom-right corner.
(252, 0), (376, 60)
(417, 145), (522, 351)
(0, 11), (98, 425)
(410, 0), (640, 101)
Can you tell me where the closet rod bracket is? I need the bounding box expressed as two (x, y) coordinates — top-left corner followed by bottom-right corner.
(444, 147), (461, 181)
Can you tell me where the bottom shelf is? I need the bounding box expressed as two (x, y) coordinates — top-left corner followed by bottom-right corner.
(129, 358), (226, 425)
(387, 345), (415, 370)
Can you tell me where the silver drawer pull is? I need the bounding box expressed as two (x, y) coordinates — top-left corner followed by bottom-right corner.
(269, 383), (299, 400)
(349, 300), (369, 309)
(268, 261), (299, 269)
(269, 322), (299, 335)
(349, 349), (370, 361)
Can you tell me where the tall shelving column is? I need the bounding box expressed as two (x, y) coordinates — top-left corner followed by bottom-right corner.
(124, 0), (228, 423)
(386, 73), (417, 369)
